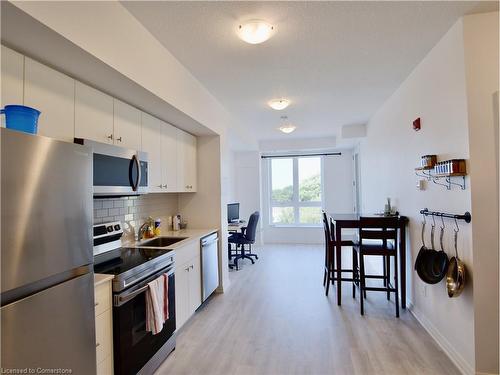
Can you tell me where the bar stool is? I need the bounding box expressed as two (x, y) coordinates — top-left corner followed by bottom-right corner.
(322, 211), (358, 297)
(353, 216), (400, 317)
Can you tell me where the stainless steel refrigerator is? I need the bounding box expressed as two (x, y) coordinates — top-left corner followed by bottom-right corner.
(1, 128), (96, 374)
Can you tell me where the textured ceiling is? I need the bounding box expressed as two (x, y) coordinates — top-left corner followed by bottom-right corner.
(123, 1), (498, 143)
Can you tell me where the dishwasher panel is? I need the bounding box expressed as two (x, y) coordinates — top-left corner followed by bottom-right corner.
(201, 233), (219, 302)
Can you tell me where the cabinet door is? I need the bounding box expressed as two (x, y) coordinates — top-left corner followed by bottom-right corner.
(75, 82), (113, 144)
(1, 46), (24, 127)
(114, 99), (141, 150)
(24, 58), (75, 142)
(188, 254), (202, 313)
(174, 263), (190, 329)
(177, 130), (197, 192)
(161, 123), (178, 192)
(141, 112), (162, 192)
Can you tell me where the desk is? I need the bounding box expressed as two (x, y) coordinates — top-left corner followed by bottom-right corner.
(329, 213), (409, 308)
(228, 222), (245, 233)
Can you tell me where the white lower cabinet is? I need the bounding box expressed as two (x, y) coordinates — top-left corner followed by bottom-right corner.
(95, 278), (114, 375)
(175, 241), (202, 329)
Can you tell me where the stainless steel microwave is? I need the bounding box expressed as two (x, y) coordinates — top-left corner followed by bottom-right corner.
(74, 138), (148, 196)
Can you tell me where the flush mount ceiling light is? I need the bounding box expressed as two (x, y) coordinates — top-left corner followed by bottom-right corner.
(237, 20), (275, 44)
(268, 98), (290, 111)
(278, 116), (296, 134)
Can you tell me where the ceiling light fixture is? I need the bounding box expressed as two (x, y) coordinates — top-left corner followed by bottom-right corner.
(278, 116), (296, 134)
(237, 20), (275, 44)
(268, 98), (290, 111)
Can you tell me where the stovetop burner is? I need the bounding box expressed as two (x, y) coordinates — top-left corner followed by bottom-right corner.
(94, 247), (172, 275)
(92, 222), (175, 292)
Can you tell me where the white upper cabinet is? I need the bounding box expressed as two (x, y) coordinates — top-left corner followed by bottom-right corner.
(177, 130), (197, 192)
(75, 82), (114, 144)
(141, 112), (162, 192)
(161, 123), (178, 192)
(24, 58), (75, 142)
(1, 46), (24, 112)
(113, 99), (141, 150)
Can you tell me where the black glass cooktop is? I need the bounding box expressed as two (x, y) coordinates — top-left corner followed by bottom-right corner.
(94, 247), (172, 275)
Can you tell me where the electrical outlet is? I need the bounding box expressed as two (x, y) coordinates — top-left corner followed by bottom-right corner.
(422, 284), (427, 297)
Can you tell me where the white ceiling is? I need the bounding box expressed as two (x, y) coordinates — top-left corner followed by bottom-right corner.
(123, 1), (498, 144)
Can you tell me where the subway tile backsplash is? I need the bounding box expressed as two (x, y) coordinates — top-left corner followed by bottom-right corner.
(93, 194), (179, 241)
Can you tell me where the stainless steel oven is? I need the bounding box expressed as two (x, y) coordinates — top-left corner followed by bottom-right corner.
(113, 264), (176, 375)
(75, 138), (148, 196)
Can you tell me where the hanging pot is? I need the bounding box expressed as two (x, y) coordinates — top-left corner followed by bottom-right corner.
(420, 220), (442, 284)
(415, 219), (433, 282)
(446, 227), (466, 297)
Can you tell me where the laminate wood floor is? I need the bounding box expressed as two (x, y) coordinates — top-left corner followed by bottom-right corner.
(155, 244), (459, 375)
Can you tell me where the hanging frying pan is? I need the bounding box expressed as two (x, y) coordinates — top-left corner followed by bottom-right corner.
(428, 217), (449, 282)
(420, 219), (443, 284)
(415, 218), (432, 282)
(447, 221), (466, 297)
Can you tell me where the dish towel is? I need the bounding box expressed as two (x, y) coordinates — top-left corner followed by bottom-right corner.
(145, 273), (169, 335)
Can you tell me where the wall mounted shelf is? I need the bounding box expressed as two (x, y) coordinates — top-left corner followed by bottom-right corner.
(415, 168), (467, 190)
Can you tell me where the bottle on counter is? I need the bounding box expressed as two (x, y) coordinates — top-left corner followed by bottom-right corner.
(173, 214), (181, 231)
(154, 218), (162, 236)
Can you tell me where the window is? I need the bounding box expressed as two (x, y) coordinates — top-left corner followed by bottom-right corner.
(269, 156), (323, 225)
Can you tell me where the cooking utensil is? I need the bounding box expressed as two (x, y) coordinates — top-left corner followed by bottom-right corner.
(446, 220), (465, 297)
(429, 217), (449, 282)
(415, 217), (431, 281)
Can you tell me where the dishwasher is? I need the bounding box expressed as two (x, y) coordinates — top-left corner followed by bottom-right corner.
(201, 232), (219, 302)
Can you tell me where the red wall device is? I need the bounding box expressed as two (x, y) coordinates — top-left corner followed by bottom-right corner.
(413, 117), (421, 131)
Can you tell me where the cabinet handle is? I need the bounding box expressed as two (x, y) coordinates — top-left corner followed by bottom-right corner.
(190, 265), (194, 269)
(94, 302), (99, 307)
(107, 134), (113, 140)
(116, 136), (122, 142)
(163, 184), (168, 188)
(96, 342), (100, 348)
(185, 267), (190, 272)
(157, 185), (162, 188)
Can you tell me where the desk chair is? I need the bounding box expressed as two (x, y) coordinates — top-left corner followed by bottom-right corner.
(228, 212), (260, 270)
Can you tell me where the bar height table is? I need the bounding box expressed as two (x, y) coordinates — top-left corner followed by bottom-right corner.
(329, 213), (409, 308)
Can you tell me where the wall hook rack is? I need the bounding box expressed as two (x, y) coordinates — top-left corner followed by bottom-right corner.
(420, 208), (471, 223)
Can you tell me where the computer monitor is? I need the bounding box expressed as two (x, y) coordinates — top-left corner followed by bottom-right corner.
(227, 203), (240, 223)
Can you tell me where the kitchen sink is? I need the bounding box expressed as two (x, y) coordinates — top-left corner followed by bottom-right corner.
(138, 237), (187, 247)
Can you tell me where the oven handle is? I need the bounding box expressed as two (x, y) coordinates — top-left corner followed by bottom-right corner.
(115, 268), (174, 307)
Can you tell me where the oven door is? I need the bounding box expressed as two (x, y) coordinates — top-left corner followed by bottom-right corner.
(113, 266), (175, 375)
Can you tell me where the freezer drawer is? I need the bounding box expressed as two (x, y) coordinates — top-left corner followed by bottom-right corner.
(1, 273), (96, 374)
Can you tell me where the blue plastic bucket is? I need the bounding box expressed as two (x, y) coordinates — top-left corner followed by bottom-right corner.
(0, 105), (41, 134)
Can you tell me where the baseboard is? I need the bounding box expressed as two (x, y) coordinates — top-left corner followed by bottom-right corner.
(476, 372), (499, 375)
(408, 302), (474, 375)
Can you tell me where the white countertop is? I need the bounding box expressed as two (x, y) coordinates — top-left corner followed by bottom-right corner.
(124, 228), (218, 250)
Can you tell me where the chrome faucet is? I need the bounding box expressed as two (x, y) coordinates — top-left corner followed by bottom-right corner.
(137, 218), (153, 241)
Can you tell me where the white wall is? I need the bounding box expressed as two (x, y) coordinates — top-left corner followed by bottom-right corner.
(359, 18), (484, 375)
(261, 151), (354, 244)
(229, 151), (263, 244)
(462, 12), (499, 374)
